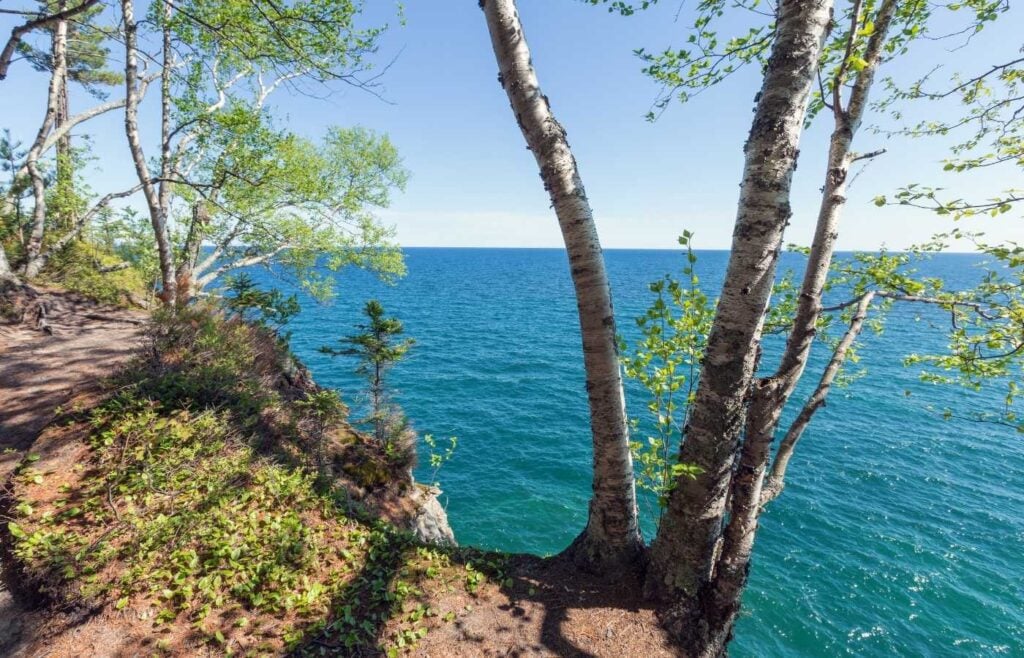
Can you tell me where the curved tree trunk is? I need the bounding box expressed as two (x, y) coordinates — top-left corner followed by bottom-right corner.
(24, 184), (143, 278)
(22, 11), (67, 274)
(122, 0), (176, 305)
(644, 1), (834, 654)
(481, 0), (642, 570)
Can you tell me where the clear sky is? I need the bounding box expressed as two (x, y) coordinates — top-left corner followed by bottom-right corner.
(2, 0), (1021, 250)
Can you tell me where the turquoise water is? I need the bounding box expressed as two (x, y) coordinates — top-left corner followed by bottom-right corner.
(275, 248), (1022, 656)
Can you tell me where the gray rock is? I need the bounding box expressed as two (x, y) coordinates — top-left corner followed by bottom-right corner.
(409, 484), (456, 547)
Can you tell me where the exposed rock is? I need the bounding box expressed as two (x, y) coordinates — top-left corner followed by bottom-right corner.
(409, 483), (457, 547)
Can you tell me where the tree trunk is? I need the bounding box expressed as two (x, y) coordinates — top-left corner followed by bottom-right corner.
(0, 0), (102, 81)
(55, 41), (74, 232)
(174, 200), (209, 303)
(0, 245), (17, 282)
(644, 1), (834, 653)
(773, 0), (896, 399)
(24, 184), (142, 278)
(122, 0), (176, 304)
(22, 11), (67, 274)
(54, 0), (74, 232)
(706, 9), (900, 644)
(481, 0), (642, 570)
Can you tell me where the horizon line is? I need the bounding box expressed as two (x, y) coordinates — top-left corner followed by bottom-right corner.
(395, 245), (984, 255)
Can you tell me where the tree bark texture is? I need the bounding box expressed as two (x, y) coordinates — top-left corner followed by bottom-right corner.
(22, 11), (67, 273)
(645, 1), (834, 654)
(122, 0), (176, 304)
(481, 0), (642, 569)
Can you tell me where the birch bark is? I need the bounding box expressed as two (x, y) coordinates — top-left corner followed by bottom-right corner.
(763, 291), (876, 502)
(481, 0), (642, 569)
(122, 0), (176, 304)
(22, 11), (67, 272)
(645, 2), (834, 652)
(0, 245), (16, 281)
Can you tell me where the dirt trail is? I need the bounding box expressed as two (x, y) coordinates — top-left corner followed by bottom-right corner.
(0, 288), (147, 656)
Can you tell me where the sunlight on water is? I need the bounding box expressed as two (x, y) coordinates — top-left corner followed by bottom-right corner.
(259, 248), (1022, 657)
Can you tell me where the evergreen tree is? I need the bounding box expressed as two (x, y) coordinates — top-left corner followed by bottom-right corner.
(320, 300), (414, 446)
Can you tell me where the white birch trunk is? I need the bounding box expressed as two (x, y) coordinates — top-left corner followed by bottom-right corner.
(22, 13), (67, 273)
(762, 291), (875, 502)
(773, 0), (896, 400)
(0, 244), (17, 282)
(707, 11), (900, 638)
(644, 1), (834, 653)
(23, 184), (143, 278)
(482, 0), (642, 569)
(122, 0), (176, 304)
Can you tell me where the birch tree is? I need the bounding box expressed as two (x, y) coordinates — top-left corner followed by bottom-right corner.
(599, 0), (1014, 654)
(643, 5), (834, 653)
(481, 0), (643, 570)
(121, 0), (176, 302)
(117, 0), (402, 306)
(20, 0), (66, 273)
(0, 0), (101, 81)
(18, 0), (121, 231)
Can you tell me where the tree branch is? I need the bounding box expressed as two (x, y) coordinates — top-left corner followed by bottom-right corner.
(0, 0), (102, 80)
(762, 291), (876, 504)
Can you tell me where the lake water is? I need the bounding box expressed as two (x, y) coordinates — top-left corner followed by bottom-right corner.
(271, 248), (1022, 656)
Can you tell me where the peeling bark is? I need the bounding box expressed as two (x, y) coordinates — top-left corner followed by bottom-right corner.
(481, 0), (642, 570)
(774, 0), (896, 399)
(644, 1), (834, 654)
(646, 4), (898, 653)
(751, 0), (897, 507)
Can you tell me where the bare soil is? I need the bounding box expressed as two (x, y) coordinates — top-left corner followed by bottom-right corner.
(0, 288), (678, 657)
(1, 287), (146, 657)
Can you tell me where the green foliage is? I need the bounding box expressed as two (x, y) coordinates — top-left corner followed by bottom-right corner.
(321, 300), (414, 445)
(137, 304), (282, 419)
(162, 0), (408, 300)
(296, 389), (349, 471)
(17, 0), (122, 96)
(879, 43), (1021, 220)
(590, 0), (1006, 121)
(782, 235), (1024, 432)
(222, 272), (300, 329)
(621, 232), (712, 516)
(167, 0), (386, 86)
(5, 304), (501, 653)
(422, 434), (458, 488)
(178, 109), (409, 298)
(1, 128), (30, 248)
(37, 239), (150, 306)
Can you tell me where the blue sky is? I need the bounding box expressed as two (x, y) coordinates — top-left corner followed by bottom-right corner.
(1, 0), (1021, 249)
